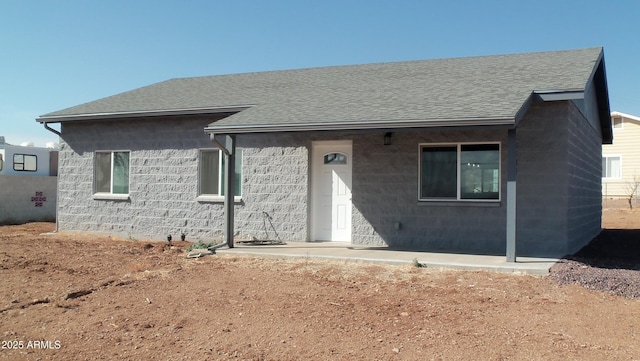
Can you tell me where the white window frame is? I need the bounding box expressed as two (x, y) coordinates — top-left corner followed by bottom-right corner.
(612, 117), (624, 130)
(93, 150), (130, 200)
(418, 142), (501, 202)
(197, 148), (243, 202)
(602, 155), (622, 179)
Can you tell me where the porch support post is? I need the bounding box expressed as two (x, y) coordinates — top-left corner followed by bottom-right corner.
(210, 133), (236, 248)
(223, 135), (236, 248)
(506, 128), (517, 262)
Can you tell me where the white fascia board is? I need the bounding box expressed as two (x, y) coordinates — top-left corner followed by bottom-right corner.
(611, 111), (640, 122)
(204, 117), (515, 135)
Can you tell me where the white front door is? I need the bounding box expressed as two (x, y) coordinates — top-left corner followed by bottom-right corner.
(312, 141), (353, 242)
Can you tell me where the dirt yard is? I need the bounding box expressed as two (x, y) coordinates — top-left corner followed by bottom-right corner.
(1, 209), (639, 360)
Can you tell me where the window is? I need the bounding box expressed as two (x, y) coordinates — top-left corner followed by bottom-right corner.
(95, 151), (130, 194)
(602, 156), (621, 179)
(324, 153), (347, 165)
(0, 154), (3, 171)
(13, 154), (37, 172)
(612, 117), (623, 129)
(419, 143), (500, 201)
(199, 149), (242, 197)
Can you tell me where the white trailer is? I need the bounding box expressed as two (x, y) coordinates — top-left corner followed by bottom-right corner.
(0, 136), (59, 225)
(0, 136), (58, 176)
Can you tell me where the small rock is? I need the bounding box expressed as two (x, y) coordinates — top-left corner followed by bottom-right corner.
(186, 249), (213, 258)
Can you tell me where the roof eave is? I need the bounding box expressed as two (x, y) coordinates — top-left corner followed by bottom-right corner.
(533, 90), (585, 101)
(592, 52), (613, 144)
(204, 117), (516, 135)
(36, 105), (253, 123)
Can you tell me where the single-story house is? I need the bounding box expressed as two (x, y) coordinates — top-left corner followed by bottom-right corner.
(37, 47), (611, 259)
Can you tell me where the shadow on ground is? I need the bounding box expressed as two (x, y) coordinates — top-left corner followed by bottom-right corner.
(567, 229), (640, 271)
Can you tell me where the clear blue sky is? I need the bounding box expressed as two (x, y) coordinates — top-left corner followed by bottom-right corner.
(1, 0), (638, 146)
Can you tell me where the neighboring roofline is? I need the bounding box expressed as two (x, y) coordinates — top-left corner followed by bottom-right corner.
(36, 105), (253, 123)
(204, 116), (515, 135)
(612, 111), (640, 122)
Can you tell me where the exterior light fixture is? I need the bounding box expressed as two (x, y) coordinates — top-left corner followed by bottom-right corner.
(384, 132), (393, 145)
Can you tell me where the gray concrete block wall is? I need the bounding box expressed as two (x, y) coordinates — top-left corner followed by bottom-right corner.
(58, 117), (230, 241)
(351, 129), (508, 254)
(234, 132), (360, 242)
(566, 102), (603, 254)
(515, 101), (605, 257)
(0, 174), (57, 225)
(58, 122), (342, 243)
(516, 102), (571, 257)
(56, 103), (603, 257)
(235, 134), (312, 242)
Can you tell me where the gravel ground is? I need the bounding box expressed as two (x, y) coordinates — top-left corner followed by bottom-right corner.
(549, 224), (640, 299)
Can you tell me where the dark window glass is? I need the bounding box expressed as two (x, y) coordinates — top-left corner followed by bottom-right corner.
(420, 146), (457, 199)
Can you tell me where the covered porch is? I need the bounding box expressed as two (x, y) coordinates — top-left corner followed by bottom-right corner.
(214, 241), (558, 275)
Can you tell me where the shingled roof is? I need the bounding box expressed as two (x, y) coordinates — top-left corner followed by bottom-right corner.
(37, 47), (610, 141)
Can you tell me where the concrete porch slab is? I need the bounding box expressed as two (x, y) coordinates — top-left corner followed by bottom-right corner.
(215, 242), (558, 275)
